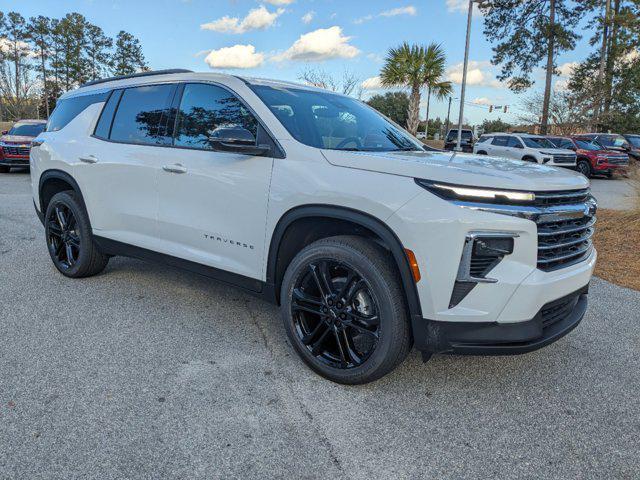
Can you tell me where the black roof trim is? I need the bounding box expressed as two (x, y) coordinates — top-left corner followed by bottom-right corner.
(80, 69), (193, 88)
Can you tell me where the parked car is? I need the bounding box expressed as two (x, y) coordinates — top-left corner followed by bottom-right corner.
(547, 135), (628, 178)
(474, 133), (577, 167)
(31, 70), (596, 384)
(444, 129), (475, 152)
(622, 134), (640, 162)
(581, 133), (634, 157)
(0, 119), (47, 173)
(416, 131), (426, 140)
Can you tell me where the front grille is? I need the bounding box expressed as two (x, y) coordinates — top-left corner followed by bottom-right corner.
(533, 188), (590, 206)
(606, 156), (628, 165)
(535, 189), (595, 271)
(552, 154), (576, 164)
(2, 145), (30, 156)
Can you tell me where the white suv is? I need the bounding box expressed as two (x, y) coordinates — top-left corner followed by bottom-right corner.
(474, 132), (577, 167)
(30, 70), (596, 384)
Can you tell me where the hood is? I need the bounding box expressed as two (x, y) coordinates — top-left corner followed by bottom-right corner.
(537, 148), (576, 155)
(0, 134), (36, 144)
(321, 150), (589, 192)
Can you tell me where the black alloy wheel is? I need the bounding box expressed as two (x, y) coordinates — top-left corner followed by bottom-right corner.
(47, 202), (81, 270)
(291, 259), (380, 369)
(44, 191), (109, 278)
(281, 236), (412, 384)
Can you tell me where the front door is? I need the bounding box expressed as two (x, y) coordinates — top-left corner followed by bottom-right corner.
(156, 83), (274, 282)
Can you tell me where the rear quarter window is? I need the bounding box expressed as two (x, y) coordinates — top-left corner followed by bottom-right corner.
(46, 92), (110, 132)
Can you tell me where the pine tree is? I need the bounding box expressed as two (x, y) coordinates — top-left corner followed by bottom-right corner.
(112, 31), (148, 76)
(28, 15), (52, 117)
(85, 24), (113, 81)
(477, 0), (583, 134)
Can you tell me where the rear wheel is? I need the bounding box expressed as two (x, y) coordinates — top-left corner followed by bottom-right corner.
(0, 166), (10, 173)
(576, 160), (592, 177)
(281, 236), (412, 384)
(45, 191), (109, 278)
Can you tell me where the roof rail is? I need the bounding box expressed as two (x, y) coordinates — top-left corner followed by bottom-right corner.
(80, 69), (193, 88)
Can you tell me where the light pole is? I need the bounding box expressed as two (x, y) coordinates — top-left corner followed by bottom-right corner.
(455, 0), (474, 152)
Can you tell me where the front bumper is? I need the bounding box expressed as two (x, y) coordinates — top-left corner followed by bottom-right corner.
(0, 156), (30, 166)
(417, 285), (588, 355)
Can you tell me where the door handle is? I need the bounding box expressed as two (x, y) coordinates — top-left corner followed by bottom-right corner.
(162, 164), (187, 174)
(79, 155), (98, 164)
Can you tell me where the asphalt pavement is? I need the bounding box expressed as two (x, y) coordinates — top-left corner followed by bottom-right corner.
(1, 171), (638, 479)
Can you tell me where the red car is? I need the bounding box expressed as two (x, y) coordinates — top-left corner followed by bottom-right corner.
(0, 119), (47, 173)
(547, 135), (629, 178)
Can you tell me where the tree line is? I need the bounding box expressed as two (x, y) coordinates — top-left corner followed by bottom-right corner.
(0, 11), (148, 120)
(478, 0), (640, 134)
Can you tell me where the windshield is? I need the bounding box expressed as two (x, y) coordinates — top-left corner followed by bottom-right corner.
(598, 135), (628, 148)
(7, 122), (45, 137)
(625, 135), (640, 147)
(575, 139), (602, 151)
(250, 85), (423, 152)
(521, 136), (556, 149)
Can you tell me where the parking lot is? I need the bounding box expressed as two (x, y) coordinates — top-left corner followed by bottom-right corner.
(1, 171), (638, 479)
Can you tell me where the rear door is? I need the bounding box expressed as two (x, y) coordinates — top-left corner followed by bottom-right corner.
(75, 83), (178, 248)
(155, 83), (274, 282)
(489, 135), (510, 158)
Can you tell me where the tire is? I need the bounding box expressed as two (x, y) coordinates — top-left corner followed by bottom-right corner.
(522, 156), (538, 163)
(576, 160), (592, 178)
(477, 151), (487, 155)
(44, 191), (109, 278)
(280, 235), (412, 384)
(0, 166), (10, 173)
(605, 171), (613, 178)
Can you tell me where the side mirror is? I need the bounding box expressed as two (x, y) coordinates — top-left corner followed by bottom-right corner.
(515, 144), (524, 149)
(1, 130), (8, 135)
(568, 146), (577, 151)
(209, 126), (271, 156)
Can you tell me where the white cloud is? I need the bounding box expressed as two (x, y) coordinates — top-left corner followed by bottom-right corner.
(446, 0), (482, 16)
(472, 97), (492, 106)
(0, 37), (34, 57)
(262, 0), (294, 4)
(355, 5), (416, 24)
(273, 26), (360, 62)
(201, 5), (284, 34)
(380, 6), (417, 17)
(301, 11), (315, 24)
(557, 61), (578, 78)
(204, 44), (265, 69)
(362, 76), (384, 90)
(447, 60), (502, 88)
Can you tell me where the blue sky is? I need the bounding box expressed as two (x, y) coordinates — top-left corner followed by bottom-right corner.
(8, 0), (594, 124)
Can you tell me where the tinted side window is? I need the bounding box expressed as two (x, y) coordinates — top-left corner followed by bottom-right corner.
(507, 137), (522, 148)
(94, 90), (123, 139)
(493, 136), (509, 147)
(46, 92), (109, 132)
(110, 84), (177, 145)
(175, 83), (258, 150)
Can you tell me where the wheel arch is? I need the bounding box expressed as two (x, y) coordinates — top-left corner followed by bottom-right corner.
(39, 169), (86, 215)
(265, 204), (422, 321)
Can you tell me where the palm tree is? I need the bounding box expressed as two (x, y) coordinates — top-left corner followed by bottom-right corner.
(380, 42), (452, 136)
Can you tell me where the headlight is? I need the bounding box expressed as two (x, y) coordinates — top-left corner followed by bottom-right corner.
(415, 179), (536, 204)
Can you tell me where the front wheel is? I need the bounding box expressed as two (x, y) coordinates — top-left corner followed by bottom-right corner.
(280, 236), (412, 384)
(576, 160), (592, 177)
(45, 191), (109, 278)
